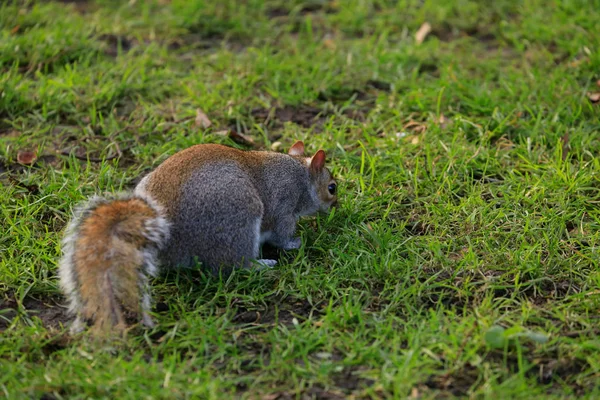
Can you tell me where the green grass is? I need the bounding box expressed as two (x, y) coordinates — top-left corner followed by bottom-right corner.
(1, 0), (600, 398)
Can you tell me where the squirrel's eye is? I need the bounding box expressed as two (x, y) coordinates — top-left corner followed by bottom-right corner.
(328, 183), (337, 195)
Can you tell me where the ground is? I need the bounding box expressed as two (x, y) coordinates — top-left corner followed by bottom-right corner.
(1, 0), (600, 398)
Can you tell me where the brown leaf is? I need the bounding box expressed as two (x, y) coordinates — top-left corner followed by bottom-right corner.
(10, 25), (20, 35)
(596, 79), (600, 88)
(194, 108), (212, 128)
(415, 22), (432, 45)
(587, 92), (600, 103)
(403, 120), (427, 133)
(17, 150), (37, 165)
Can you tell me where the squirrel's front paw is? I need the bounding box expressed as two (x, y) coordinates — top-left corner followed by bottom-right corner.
(283, 237), (302, 250)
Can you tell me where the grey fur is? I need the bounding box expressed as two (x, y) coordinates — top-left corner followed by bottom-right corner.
(142, 152), (328, 274)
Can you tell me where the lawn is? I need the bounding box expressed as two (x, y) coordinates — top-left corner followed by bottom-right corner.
(1, 0), (600, 398)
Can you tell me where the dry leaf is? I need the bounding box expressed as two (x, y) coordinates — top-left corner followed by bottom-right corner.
(195, 108), (212, 128)
(587, 92), (600, 103)
(597, 79), (600, 88)
(415, 22), (432, 45)
(403, 120), (427, 133)
(17, 150), (37, 165)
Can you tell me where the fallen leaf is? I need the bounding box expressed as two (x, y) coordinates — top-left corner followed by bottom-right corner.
(215, 130), (257, 147)
(403, 120), (427, 133)
(10, 25), (20, 35)
(597, 79), (600, 88)
(415, 22), (432, 45)
(587, 92), (600, 103)
(195, 108), (212, 128)
(17, 150), (37, 165)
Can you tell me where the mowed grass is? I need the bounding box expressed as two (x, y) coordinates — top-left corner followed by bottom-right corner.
(1, 0), (600, 398)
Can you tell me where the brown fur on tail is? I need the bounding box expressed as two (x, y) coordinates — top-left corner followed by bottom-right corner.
(59, 194), (169, 335)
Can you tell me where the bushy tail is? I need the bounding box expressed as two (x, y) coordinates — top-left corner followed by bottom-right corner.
(58, 193), (169, 335)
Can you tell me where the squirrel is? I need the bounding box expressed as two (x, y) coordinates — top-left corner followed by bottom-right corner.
(58, 141), (337, 334)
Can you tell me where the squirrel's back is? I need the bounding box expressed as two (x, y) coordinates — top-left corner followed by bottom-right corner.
(134, 143), (318, 271)
(59, 194), (169, 334)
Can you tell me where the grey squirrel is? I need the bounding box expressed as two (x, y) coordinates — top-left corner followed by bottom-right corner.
(58, 141), (337, 334)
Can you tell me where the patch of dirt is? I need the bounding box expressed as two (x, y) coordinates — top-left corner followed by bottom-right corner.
(0, 155), (61, 178)
(422, 346), (593, 397)
(417, 61), (439, 76)
(167, 34), (248, 54)
(317, 88), (370, 102)
(424, 363), (479, 397)
(486, 350), (591, 396)
(251, 105), (330, 129)
(11, 47), (90, 76)
(0, 295), (68, 331)
(233, 298), (323, 327)
(249, 101), (372, 133)
(366, 79), (392, 92)
(97, 34), (135, 57)
(46, 0), (94, 13)
(405, 220), (433, 236)
(262, 386), (346, 400)
(332, 367), (375, 392)
(266, 1), (339, 18)
(431, 23), (497, 45)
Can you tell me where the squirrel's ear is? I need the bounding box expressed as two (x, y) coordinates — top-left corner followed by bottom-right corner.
(310, 150), (326, 171)
(288, 141), (305, 156)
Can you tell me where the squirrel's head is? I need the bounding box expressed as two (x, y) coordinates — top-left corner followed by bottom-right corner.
(289, 141), (337, 212)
